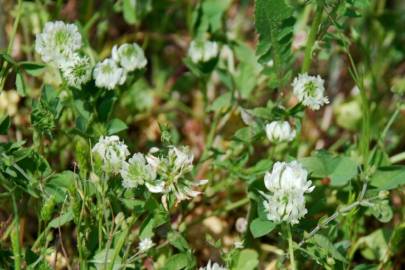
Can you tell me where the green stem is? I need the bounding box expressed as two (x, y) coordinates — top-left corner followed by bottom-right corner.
(347, 52), (370, 172)
(7, 0), (22, 55)
(108, 216), (137, 270)
(77, 204), (87, 270)
(287, 224), (296, 270)
(198, 112), (220, 166)
(11, 194), (21, 270)
(301, 4), (323, 73)
(0, 0), (23, 92)
(379, 106), (400, 146)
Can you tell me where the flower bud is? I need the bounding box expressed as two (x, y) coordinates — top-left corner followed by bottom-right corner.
(235, 217), (247, 233)
(265, 120), (296, 143)
(378, 190), (389, 199)
(114, 212), (125, 226)
(188, 40), (219, 63)
(40, 196), (56, 221)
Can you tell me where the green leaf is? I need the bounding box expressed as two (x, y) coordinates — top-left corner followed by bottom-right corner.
(194, 0), (231, 35)
(48, 210), (74, 228)
(20, 62), (45, 77)
(207, 92), (232, 113)
(313, 234), (348, 263)
(370, 166), (405, 190)
(0, 116), (10, 135)
(300, 151), (358, 186)
(15, 72), (26, 97)
(368, 200), (393, 223)
(163, 253), (193, 270)
(233, 43), (262, 98)
(91, 249), (122, 270)
(45, 171), (76, 203)
(107, 118), (128, 135)
(0, 52), (17, 66)
(353, 265), (378, 270)
(123, 0), (137, 24)
(249, 218), (276, 238)
(122, 0), (151, 25)
(255, 0), (294, 83)
(168, 231), (190, 252)
(232, 249), (259, 270)
(390, 223), (405, 255)
(139, 215), (155, 239)
(353, 229), (390, 261)
(245, 159), (273, 176)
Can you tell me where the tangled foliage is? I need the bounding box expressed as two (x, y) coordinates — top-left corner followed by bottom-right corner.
(0, 0), (405, 269)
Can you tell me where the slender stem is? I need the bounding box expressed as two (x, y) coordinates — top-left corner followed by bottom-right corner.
(287, 224), (296, 270)
(108, 216), (137, 270)
(77, 201), (87, 270)
(0, 0), (22, 92)
(301, 3), (323, 73)
(7, 0), (22, 55)
(347, 52), (370, 171)
(299, 183), (368, 247)
(198, 112), (220, 166)
(11, 193), (21, 270)
(379, 106), (400, 146)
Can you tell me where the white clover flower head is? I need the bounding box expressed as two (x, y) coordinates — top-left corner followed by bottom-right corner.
(92, 135), (129, 174)
(120, 153), (158, 189)
(112, 43), (147, 72)
(292, 73), (329, 110)
(35, 21), (82, 66)
(199, 260), (227, 270)
(138, 238), (154, 252)
(145, 145), (207, 205)
(265, 120), (296, 143)
(262, 161), (314, 224)
(188, 40), (219, 63)
(170, 146), (194, 174)
(60, 53), (92, 88)
(93, 59), (124, 90)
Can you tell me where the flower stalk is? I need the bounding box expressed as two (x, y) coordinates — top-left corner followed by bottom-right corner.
(301, 3), (324, 73)
(287, 224), (297, 270)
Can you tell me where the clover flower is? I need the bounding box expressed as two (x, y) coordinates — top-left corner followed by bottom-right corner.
(199, 260), (227, 270)
(60, 53), (92, 88)
(145, 146), (207, 205)
(292, 73), (329, 110)
(35, 21), (82, 66)
(262, 161), (314, 224)
(265, 120), (296, 143)
(138, 238), (154, 253)
(120, 153), (160, 189)
(112, 43), (147, 72)
(93, 59), (125, 90)
(188, 40), (219, 63)
(92, 135), (129, 174)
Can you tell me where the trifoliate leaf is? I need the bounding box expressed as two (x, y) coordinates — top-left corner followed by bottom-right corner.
(300, 151), (358, 186)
